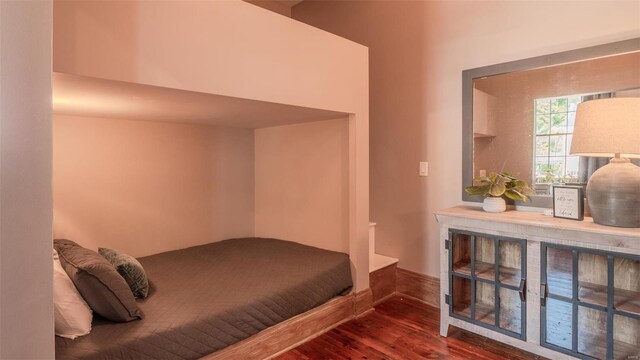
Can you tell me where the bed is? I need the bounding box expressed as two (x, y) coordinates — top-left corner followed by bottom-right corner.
(55, 237), (353, 360)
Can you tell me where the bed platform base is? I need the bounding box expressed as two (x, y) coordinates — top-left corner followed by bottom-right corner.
(203, 289), (372, 360)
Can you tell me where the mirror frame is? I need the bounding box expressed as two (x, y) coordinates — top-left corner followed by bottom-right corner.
(462, 37), (640, 208)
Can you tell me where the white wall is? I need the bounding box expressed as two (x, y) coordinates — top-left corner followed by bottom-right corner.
(54, 0), (370, 291)
(421, 1), (639, 277)
(0, 1), (54, 358)
(255, 118), (349, 253)
(53, 115), (255, 257)
(294, 0), (640, 277)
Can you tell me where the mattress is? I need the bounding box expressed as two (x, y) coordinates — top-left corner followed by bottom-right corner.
(55, 237), (353, 360)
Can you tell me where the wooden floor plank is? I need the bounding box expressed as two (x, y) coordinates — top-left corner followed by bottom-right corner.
(275, 296), (545, 360)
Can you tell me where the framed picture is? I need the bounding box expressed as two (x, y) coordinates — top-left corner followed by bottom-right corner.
(553, 185), (584, 221)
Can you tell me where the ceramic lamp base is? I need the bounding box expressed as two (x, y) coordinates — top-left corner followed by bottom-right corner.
(587, 158), (640, 228)
(483, 197), (506, 213)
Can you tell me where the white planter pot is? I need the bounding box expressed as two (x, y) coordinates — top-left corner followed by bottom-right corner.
(483, 197), (506, 213)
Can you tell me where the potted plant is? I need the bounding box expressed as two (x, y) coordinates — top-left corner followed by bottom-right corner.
(465, 172), (535, 212)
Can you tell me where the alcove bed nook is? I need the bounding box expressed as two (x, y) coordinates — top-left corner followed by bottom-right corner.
(51, 1), (369, 359)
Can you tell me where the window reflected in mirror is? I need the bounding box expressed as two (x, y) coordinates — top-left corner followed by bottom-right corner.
(472, 51), (640, 196)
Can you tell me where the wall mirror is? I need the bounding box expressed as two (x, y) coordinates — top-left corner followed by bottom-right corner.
(462, 38), (640, 208)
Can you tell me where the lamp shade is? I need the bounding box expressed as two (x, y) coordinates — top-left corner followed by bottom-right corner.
(570, 98), (640, 158)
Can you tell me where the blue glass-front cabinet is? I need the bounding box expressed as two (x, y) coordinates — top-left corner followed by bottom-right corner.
(447, 229), (527, 340)
(540, 243), (639, 360)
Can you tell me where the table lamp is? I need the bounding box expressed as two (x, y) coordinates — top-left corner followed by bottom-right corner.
(570, 97), (640, 227)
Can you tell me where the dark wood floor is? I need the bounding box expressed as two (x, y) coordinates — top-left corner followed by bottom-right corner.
(276, 296), (545, 360)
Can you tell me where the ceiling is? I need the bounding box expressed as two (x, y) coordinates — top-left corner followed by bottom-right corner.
(52, 73), (347, 129)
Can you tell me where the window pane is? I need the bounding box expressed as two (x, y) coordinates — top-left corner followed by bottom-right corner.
(568, 96), (581, 112)
(549, 135), (566, 156)
(536, 157), (553, 183)
(551, 98), (568, 113)
(567, 111), (576, 129)
(536, 114), (550, 135)
(548, 157), (565, 180)
(536, 99), (551, 114)
(534, 95), (583, 185)
(551, 113), (567, 134)
(566, 156), (579, 182)
(536, 136), (550, 157)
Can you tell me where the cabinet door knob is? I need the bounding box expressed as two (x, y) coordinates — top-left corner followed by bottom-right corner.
(519, 279), (526, 302)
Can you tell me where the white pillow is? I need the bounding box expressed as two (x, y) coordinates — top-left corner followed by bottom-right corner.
(53, 249), (93, 339)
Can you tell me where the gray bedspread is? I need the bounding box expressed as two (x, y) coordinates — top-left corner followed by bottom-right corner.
(55, 237), (353, 360)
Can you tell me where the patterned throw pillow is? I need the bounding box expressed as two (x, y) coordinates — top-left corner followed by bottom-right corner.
(99, 248), (149, 299)
(54, 239), (142, 322)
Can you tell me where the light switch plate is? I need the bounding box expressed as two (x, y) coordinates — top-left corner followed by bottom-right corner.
(419, 162), (428, 177)
(479, 169), (486, 177)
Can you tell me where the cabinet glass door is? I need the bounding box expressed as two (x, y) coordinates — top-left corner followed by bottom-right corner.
(544, 297), (573, 351)
(613, 315), (639, 360)
(577, 306), (607, 359)
(448, 229), (526, 340)
(498, 239), (522, 287)
(546, 246), (573, 299)
(541, 243), (640, 360)
(451, 275), (471, 319)
(498, 287), (522, 334)
(578, 252), (608, 308)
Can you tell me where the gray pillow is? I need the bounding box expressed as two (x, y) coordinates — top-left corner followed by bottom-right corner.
(53, 239), (142, 322)
(98, 247), (149, 299)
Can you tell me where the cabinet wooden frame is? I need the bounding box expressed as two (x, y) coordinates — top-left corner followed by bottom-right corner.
(447, 229), (527, 340)
(540, 242), (640, 360)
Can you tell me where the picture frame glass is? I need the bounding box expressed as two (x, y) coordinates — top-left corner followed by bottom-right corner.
(553, 186), (583, 220)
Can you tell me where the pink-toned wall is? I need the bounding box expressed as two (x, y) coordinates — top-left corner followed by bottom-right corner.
(53, 115), (255, 257)
(53, 0), (366, 114)
(244, 0), (291, 17)
(0, 1), (54, 358)
(54, 0), (369, 291)
(293, 0), (640, 277)
(255, 118), (349, 253)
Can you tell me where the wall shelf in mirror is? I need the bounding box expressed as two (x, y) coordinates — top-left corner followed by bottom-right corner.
(462, 37), (640, 208)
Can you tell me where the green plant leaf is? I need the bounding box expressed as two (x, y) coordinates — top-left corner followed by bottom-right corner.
(469, 171), (534, 200)
(465, 185), (490, 196)
(505, 189), (528, 202)
(515, 185), (535, 196)
(487, 182), (506, 197)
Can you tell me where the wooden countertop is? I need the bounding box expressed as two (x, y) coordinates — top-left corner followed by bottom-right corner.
(435, 206), (640, 248)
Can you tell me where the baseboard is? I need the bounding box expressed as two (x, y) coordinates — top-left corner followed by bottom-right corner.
(354, 287), (374, 316)
(396, 268), (440, 309)
(370, 263), (397, 304)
